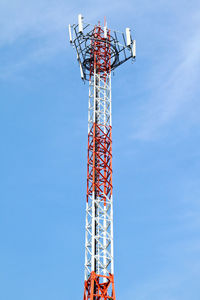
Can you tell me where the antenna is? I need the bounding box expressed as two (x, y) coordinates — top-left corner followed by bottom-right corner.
(132, 40), (136, 58)
(78, 14), (83, 33)
(79, 62), (84, 79)
(126, 27), (131, 46)
(68, 24), (72, 43)
(104, 26), (107, 39)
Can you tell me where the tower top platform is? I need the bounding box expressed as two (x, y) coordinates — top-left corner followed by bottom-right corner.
(69, 14), (136, 81)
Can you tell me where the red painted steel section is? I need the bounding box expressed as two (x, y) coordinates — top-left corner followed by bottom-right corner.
(87, 123), (112, 205)
(84, 272), (116, 300)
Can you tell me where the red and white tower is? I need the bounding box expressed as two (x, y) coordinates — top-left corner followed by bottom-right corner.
(69, 15), (136, 300)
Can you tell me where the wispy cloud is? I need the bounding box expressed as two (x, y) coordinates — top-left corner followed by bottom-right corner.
(0, 0), (72, 79)
(0, 0), (73, 46)
(130, 10), (200, 140)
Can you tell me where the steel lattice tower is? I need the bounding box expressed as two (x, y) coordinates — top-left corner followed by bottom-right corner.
(69, 15), (136, 300)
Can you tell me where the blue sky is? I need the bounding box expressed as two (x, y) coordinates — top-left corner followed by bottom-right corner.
(0, 0), (200, 299)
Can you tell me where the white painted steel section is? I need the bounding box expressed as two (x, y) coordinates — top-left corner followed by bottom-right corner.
(84, 72), (114, 280)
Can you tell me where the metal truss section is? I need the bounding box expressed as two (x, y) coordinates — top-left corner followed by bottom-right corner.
(85, 71), (113, 280)
(85, 194), (113, 278)
(88, 73), (111, 137)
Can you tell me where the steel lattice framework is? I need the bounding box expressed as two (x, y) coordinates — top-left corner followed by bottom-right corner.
(69, 15), (136, 300)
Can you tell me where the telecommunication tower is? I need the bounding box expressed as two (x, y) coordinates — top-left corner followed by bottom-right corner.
(69, 14), (136, 300)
